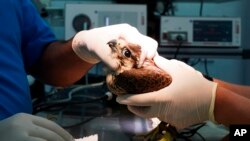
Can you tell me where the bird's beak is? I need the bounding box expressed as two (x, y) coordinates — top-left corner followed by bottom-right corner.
(106, 39), (119, 70)
(107, 39), (117, 51)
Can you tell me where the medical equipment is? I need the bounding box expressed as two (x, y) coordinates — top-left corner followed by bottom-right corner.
(160, 16), (241, 48)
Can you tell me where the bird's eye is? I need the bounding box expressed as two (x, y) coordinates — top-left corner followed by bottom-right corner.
(122, 48), (131, 58)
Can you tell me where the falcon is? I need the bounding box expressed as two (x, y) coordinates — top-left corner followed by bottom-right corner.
(105, 38), (177, 141)
(106, 38), (172, 95)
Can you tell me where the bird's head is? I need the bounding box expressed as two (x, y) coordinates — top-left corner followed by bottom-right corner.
(107, 39), (141, 73)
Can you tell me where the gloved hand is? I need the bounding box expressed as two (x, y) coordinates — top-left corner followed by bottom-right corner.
(72, 23), (158, 69)
(0, 113), (73, 141)
(116, 56), (218, 129)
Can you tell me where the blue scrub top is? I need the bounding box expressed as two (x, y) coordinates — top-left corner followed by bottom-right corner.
(0, 0), (56, 119)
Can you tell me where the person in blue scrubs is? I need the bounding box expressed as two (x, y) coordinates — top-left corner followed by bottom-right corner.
(0, 0), (158, 140)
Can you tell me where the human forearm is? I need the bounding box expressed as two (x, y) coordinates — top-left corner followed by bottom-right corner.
(214, 85), (250, 126)
(30, 24), (158, 87)
(214, 78), (250, 99)
(30, 39), (93, 86)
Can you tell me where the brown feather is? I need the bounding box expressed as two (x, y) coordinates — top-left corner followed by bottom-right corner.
(106, 38), (172, 95)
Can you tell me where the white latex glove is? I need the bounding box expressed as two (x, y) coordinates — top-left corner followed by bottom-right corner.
(0, 113), (73, 141)
(116, 56), (218, 129)
(72, 23), (158, 70)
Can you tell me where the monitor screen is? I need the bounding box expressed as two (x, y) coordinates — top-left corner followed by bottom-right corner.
(193, 20), (232, 42)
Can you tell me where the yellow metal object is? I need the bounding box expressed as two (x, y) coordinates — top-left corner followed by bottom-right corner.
(159, 133), (172, 141)
(137, 121), (176, 141)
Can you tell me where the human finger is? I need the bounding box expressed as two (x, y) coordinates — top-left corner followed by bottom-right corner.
(137, 35), (158, 67)
(127, 106), (154, 118)
(153, 56), (178, 74)
(32, 116), (73, 141)
(25, 137), (46, 141)
(141, 35), (158, 59)
(138, 47), (146, 68)
(29, 125), (64, 141)
(116, 92), (158, 106)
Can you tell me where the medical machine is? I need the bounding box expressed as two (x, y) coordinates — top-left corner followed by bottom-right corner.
(64, 3), (147, 39)
(160, 16), (241, 48)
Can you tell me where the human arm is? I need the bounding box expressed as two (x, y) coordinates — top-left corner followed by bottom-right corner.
(116, 56), (250, 129)
(214, 85), (250, 126)
(214, 78), (250, 99)
(30, 24), (158, 87)
(25, 0), (91, 87)
(0, 113), (73, 141)
(29, 39), (93, 87)
(213, 78), (250, 126)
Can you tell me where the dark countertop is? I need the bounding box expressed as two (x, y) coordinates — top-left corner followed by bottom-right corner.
(35, 83), (229, 141)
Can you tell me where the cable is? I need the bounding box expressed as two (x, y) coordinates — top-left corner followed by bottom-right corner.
(199, 0), (204, 16)
(32, 82), (113, 114)
(32, 95), (107, 114)
(188, 58), (202, 67)
(198, 0), (211, 78)
(177, 123), (207, 141)
(66, 82), (105, 102)
(173, 44), (180, 59)
(173, 36), (184, 59)
(34, 82), (107, 104)
(204, 59), (210, 76)
(164, 0), (175, 16)
(199, 0), (204, 17)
